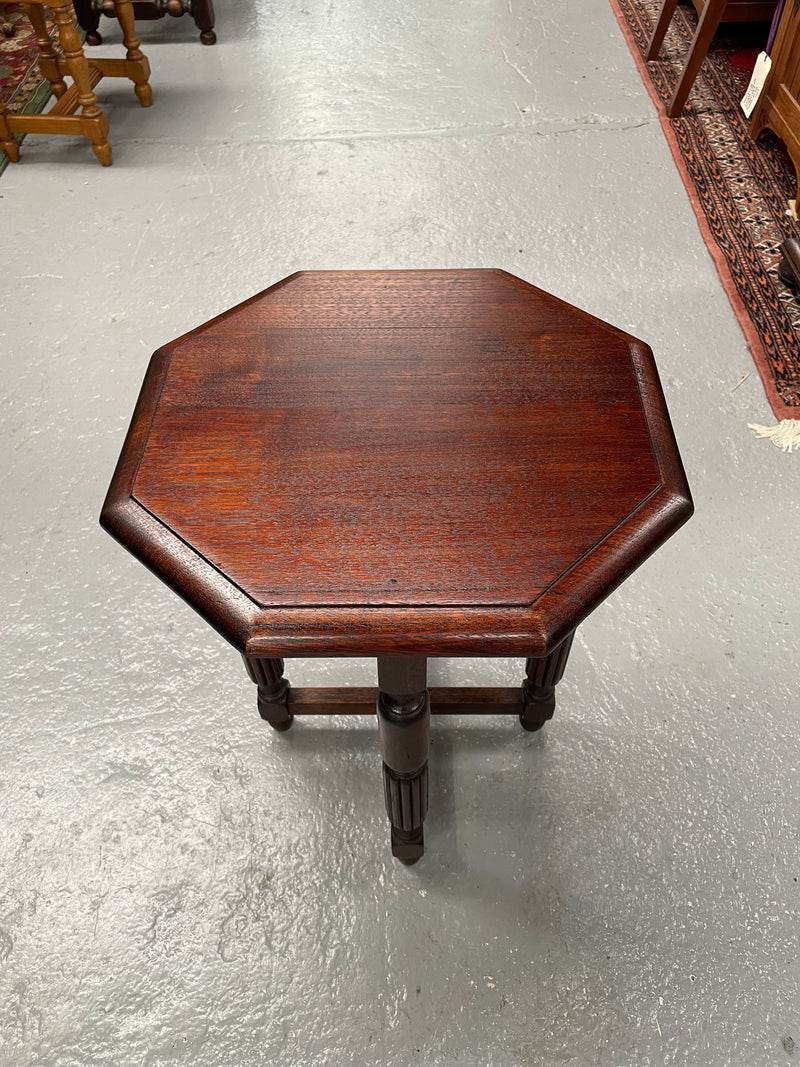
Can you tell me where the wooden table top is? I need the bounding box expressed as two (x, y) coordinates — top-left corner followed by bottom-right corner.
(101, 270), (692, 658)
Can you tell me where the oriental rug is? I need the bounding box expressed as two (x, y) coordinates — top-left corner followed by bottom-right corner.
(609, 0), (800, 421)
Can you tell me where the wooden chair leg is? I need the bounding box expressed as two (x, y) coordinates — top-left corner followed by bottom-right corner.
(191, 0), (216, 45)
(113, 0), (152, 106)
(666, 0), (729, 116)
(50, 0), (112, 164)
(72, 0), (103, 44)
(0, 106), (20, 162)
(23, 3), (68, 97)
(646, 0), (681, 60)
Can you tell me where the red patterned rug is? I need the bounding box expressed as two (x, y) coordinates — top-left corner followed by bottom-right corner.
(609, 0), (800, 420)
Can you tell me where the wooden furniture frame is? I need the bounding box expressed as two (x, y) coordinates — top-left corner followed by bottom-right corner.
(101, 270), (693, 864)
(749, 0), (800, 208)
(647, 0), (777, 117)
(72, 0), (215, 45)
(0, 0), (151, 166)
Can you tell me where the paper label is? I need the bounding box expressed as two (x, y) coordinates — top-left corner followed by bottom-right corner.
(741, 51), (772, 119)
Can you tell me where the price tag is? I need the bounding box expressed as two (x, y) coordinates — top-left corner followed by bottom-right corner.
(741, 51), (772, 118)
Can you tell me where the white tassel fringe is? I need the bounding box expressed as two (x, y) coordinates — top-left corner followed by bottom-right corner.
(748, 420), (800, 453)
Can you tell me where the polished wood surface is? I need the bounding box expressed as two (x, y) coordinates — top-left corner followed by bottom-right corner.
(103, 269), (693, 863)
(102, 269), (692, 658)
(750, 0), (800, 207)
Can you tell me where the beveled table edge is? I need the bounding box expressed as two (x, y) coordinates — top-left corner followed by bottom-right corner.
(100, 328), (693, 658)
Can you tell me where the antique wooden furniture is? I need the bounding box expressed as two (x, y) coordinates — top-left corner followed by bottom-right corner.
(72, 0), (215, 45)
(101, 270), (693, 864)
(778, 237), (800, 285)
(750, 0), (800, 208)
(0, 0), (150, 166)
(647, 0), (777, 117)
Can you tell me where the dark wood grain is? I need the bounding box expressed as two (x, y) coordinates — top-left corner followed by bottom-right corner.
(692, 0), (777, 21)
(281, 687), (525, 715)
(101, 270), (693, 658)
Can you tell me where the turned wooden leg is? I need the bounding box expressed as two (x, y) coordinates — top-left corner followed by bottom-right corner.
(50, 0), (112, 164)
(72, 0), (103, 44)
(377, 656), (430, 865)
(520, 631), (575, 732)
(114, 0), (152, 106)
(24, 3), (68, 98)
(243, 656), (293, 732)
(0, 106), (20, 162)
(190, 0), (216, 45)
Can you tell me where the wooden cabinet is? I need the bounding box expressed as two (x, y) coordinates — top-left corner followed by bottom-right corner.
(750, 0), (800, 207)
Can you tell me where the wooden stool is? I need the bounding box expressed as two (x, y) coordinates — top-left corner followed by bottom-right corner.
(0, 0), (151, 166)
(72, 0), (216, 46)
(101, 270), (693, 864)
(646, 0), (777, 117)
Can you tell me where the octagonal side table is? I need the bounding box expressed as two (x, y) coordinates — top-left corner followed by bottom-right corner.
(101, 269), (693, 864)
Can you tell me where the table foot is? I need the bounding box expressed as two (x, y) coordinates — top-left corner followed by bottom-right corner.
(91, 138), (113, 166)
(243, 656), (293, 731)
(391, 825), (424, 865)
(377, 657), (430, 863)
(520, 684), (556, 732)
(520, 631), (575, 731)
(0, 110), (20, 161)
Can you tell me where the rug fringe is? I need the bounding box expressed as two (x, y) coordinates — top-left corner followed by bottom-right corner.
(748, 420), (800, 452)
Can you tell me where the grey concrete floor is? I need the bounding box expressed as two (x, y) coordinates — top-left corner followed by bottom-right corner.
(2, 1), (799, 1064)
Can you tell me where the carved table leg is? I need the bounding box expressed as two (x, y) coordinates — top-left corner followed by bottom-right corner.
(243, 656), (292, 732)
(520, 631), (575, 732)
(377, 656), (430, 865)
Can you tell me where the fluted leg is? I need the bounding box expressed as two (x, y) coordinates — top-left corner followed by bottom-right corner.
(520, 631), (575, 732)
(377, 656), (430, 865)
(243, 656), (293, 732)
